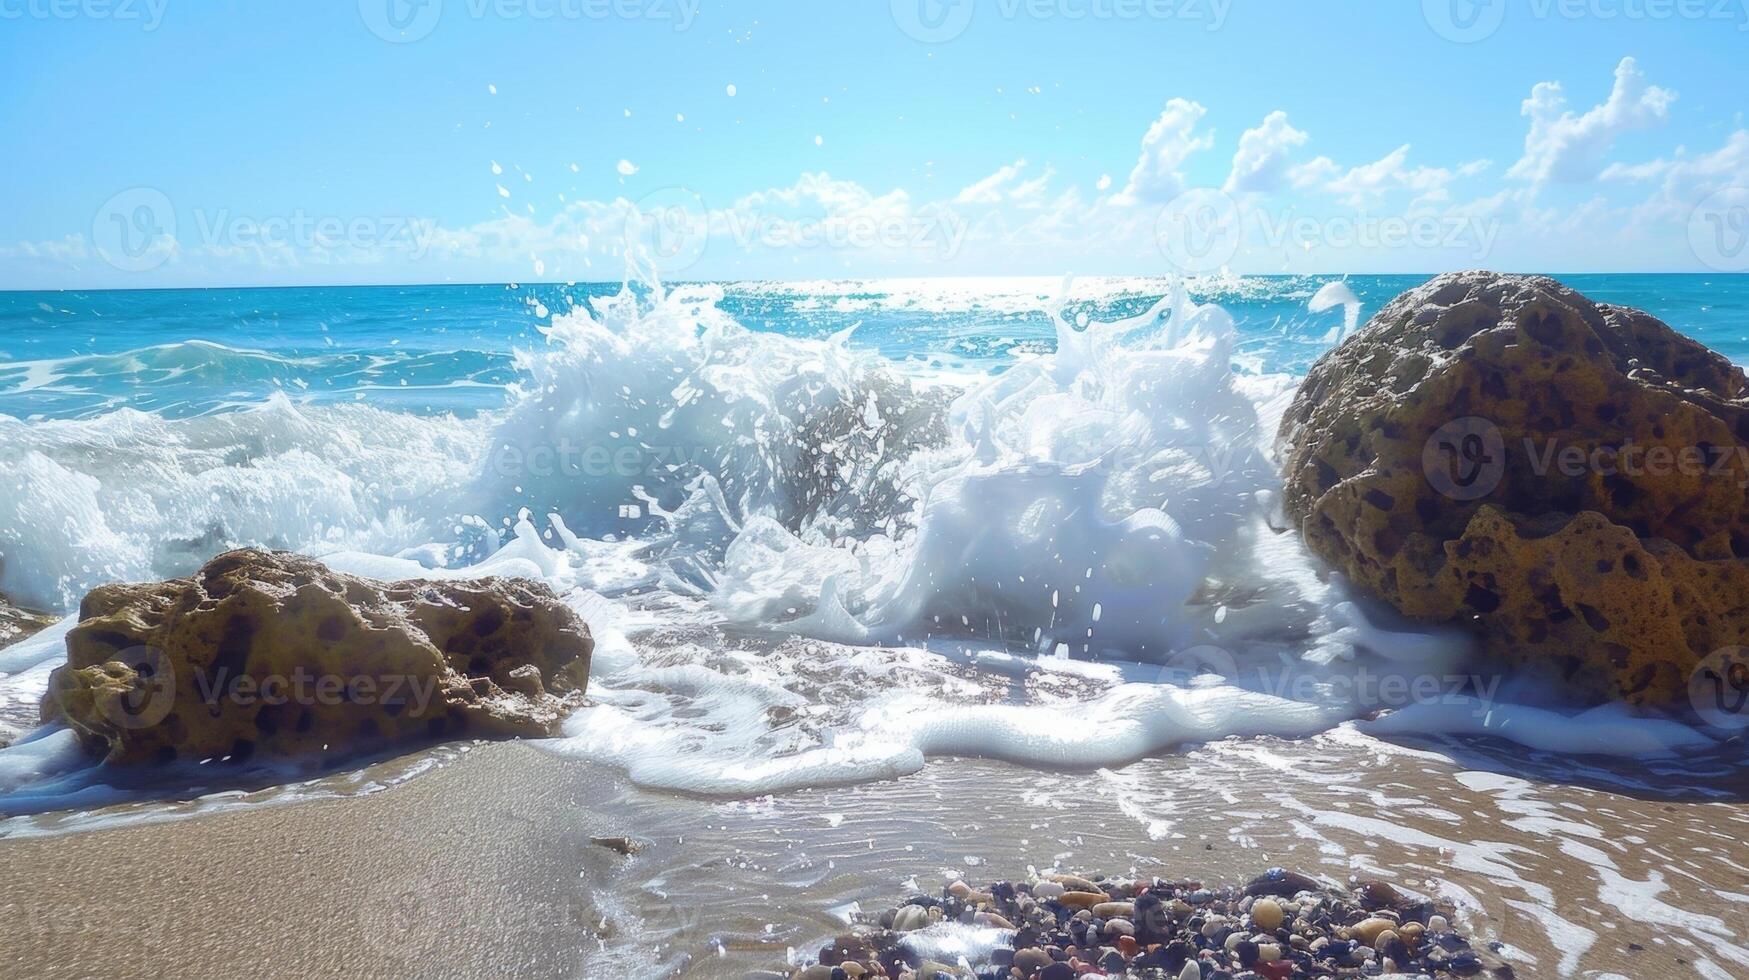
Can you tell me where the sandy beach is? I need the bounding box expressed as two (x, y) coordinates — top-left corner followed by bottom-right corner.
(8, 0), (1749, 976)
(5, 731), (1746, 979)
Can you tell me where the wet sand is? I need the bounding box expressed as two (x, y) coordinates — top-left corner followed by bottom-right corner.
(3, 732), (1747, 979)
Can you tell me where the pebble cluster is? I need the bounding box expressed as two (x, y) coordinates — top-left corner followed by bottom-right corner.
(792, 869), (1514, 979)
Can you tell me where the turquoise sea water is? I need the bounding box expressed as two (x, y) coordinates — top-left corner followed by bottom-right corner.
(3, 274), (1745, 421)
(1, 272), (1745, 814)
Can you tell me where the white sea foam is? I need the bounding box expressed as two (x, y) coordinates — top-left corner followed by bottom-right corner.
(898, 923), (1015, 966)
(0, 396), (484, 610)
(1359, 698), (1717, 758)
(1308, 279), (1361, 340)
(0, 276), (1726, 808)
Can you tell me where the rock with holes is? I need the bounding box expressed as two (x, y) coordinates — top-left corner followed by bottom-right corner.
(41, 549), (591, 765)
(1279, 270), (1749, 706)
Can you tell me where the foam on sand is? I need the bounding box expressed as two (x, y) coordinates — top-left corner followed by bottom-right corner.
(0, 277), (1727, 808)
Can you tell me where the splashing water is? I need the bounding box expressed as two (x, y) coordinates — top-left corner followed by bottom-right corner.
(0, 274), (1727, 807)
(1308, 278), (1362, 342)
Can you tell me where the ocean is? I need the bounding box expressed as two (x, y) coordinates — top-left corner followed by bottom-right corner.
(5, 275), (1746, 421)
(6, 273), (1749, 977)
(0, 273), (1744, 801)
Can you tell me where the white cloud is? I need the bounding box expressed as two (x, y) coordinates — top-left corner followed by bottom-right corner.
(0, 234), (91, 263)
(1293, 145), (1489, 207)
(9, 66), (1744, 286)
(1223, 110), (1308, 194)
(1009, 167), (1056, 208)
(1507, 56), (1676, 186)
(954, 160), (1057, 209)
(1111, 98), (1215, 206)
(1627, 129), (1749, 223)
(955, 160), (1029, 205)
(732, 171), (913, 220)
(1599, 157), (1675, 182)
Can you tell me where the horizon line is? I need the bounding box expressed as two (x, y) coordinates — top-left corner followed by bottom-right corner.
(3, 270), (1744, 295)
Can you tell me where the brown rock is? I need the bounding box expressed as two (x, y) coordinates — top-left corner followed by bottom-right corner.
(1250, 897), (1284, 932)
(41, 549), (591, 764)
(818, 931), (883, 966)
(0, 592), (59, 747)
(1047, 874), (1102, 894)
(1057, 891), (1108, 909)
(1280, 271), (1749, 705)
(590, 836), (643, 856)
(1244, 869), (1322, 897)
(1348, 917), (1397, 947)
(0, 592), (55, 651)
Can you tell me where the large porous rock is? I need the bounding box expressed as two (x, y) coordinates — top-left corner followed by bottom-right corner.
(1280, 270), (1749, 706)
(41, 549), (592, 765)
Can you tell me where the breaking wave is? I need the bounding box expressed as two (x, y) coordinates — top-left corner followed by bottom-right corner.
(0, 276), (1726, 805)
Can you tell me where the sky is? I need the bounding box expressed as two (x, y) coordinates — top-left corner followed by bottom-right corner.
(2, 0), (1747, 288)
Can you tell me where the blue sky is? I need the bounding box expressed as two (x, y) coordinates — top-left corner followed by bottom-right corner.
(2, 0), (1747, 287)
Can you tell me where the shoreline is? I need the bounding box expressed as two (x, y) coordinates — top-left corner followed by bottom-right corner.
(3, 272), (1749, 979)
(3, 733), (1744, 978)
